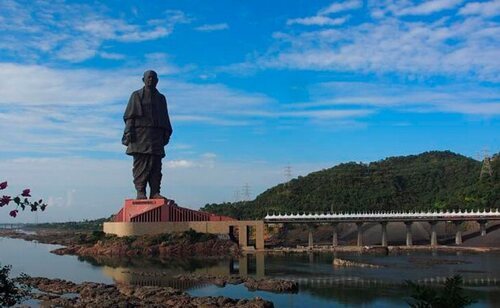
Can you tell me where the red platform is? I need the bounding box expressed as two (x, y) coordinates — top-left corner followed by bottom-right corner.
(113, 199), (235, 222)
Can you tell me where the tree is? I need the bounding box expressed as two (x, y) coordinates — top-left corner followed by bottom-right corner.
(0, 181), (47, 218)
(202, 151), (499, 220)
(0, 265), (30, 306)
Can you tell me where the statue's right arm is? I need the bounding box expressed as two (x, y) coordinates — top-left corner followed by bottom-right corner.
(122, 92), (137, 145)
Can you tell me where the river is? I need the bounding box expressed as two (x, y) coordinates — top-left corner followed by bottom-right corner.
(1, 236), (499, 307)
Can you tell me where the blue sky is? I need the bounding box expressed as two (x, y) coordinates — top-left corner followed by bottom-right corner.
(0, 0), (499, 222)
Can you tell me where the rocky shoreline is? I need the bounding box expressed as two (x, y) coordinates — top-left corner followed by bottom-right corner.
(18, 277), (274, 307)
(0, 229), (240, 258)
(51, 237), (238, 258)
(332, 258), (383, 268)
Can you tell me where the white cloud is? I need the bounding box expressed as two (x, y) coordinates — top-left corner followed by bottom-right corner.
(195, 23), (229, 31)
(0, 62), (375, 159)
(287, 16), (349, 26)
(397, 0), (464, 16)
(255, 14), (500, 82)
(0, 63), (137, 105)
(0, 63), (261, 156)
(286, 1), (355, 28)
(318, 0), (362, 15)
(301, 81), (500, 116)
(201, 153), (217, 159)
(165, 160), (196, 168)
(0, 1), (189, 62)
(224, 1), (500, 82)
(279, 109), (373, 118)
(459, 0), (500, 17)
(99, 51), (126, 60)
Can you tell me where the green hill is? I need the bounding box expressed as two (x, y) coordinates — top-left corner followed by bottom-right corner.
(201, 151), (499, 219)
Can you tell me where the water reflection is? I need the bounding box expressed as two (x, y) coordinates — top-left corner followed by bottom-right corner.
(97, 251), (500, 289)
(2, 237), (500, 307)
(99, 254), (267, 288)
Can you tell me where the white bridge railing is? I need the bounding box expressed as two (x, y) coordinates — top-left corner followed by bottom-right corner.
(264, 209), (500, 222)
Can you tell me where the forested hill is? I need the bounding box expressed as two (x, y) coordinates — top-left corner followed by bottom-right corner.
(201, 151), (500, 220)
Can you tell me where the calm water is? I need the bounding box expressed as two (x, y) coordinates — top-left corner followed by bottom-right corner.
(1, 236), (499, 307)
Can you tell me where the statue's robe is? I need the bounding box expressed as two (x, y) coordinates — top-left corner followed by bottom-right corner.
(123, 87), (172, 157)
(123, 87), (172, 193)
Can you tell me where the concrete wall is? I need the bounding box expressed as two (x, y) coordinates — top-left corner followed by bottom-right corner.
(103, 220), (265, 250)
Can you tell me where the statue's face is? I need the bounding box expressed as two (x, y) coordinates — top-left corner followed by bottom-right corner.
(143, 71), (158, 89)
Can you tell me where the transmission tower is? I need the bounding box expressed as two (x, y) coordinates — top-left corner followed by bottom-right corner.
(242, 183), (251, 200)
(480, 149), (493, 179)
(284, 164), (293, 182)
(233, 189), (241, 202)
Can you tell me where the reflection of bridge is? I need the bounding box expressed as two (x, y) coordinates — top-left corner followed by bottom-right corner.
(265, 209), (500, 247)
(293, 276), (500, 287)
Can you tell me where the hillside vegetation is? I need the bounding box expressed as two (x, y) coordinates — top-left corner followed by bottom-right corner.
(202, 151), (499, 220)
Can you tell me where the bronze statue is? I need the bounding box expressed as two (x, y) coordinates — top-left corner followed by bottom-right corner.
(122, 70), (173, 199)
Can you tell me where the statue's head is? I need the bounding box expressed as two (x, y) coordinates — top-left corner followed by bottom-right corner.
(142, 70), (158, 89)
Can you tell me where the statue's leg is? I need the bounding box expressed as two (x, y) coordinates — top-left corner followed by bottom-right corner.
(149, 155), (163, 199)
(133, 154), (148, 199)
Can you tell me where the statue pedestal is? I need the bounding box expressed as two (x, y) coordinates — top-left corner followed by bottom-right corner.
(114, 199), (173, 222)
(112, 198), (233, 223)
(104, 199), (265, 250)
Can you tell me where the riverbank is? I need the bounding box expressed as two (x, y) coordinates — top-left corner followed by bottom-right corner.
(2, 229), (498, 258)
(0, 229), (240, 258)
(17, 276), (274, 307)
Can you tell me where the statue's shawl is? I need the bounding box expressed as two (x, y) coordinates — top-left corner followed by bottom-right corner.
(123, 87), (171, 129)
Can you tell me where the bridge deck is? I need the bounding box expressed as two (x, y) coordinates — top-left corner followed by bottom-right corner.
(265, 209), (500, 223)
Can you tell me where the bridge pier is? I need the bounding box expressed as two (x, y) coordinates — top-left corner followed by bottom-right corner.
(405, 222), (413, 246)
(429, 221), (438, 246)
(332, 223), (338, 247)
(380, 222), (388, 247)
(479, 220), (487, 236)
(454, 221), (463, 245)
(356, 222), (363, 246)
(307, 224), (315, 249)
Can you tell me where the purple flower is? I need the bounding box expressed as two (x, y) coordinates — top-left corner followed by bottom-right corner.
(0, 195), (11, 206)
(21, 189), (31, 197)
(0, 181), (7, 190)
(9, 210), (18, 218)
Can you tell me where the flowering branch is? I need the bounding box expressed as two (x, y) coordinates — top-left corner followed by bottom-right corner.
(0, 181), (47, 218)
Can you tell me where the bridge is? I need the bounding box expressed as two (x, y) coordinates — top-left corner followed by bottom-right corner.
(0, 223), (25, 229)
(265, 209), (500, 247)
